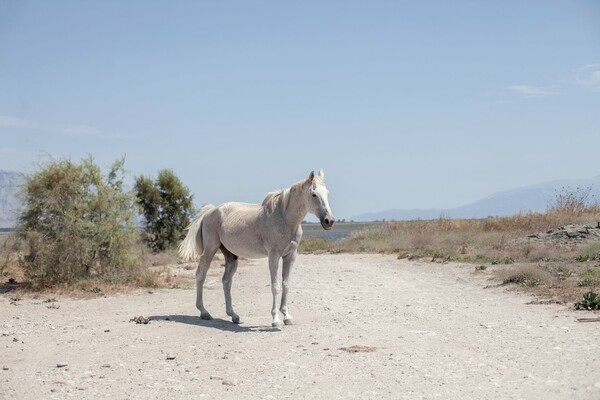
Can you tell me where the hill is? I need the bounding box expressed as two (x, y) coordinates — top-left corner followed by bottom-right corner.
(353, 175), (600, 221)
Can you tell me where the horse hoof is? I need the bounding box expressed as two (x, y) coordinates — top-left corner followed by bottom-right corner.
(232, 316), (241, 324)
(283, 318), (294, 326)
(272, 321), (283, 329)
(200, 313), (213, 320)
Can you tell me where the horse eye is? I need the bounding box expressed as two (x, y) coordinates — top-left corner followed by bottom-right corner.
(312, 193), (317, 198)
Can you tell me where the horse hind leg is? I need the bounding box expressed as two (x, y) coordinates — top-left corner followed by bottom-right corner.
(196, 243), (219, 320)
(220, 244), (241, 324)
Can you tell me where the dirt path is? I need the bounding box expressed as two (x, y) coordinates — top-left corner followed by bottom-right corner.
(2, 254), (599, 399)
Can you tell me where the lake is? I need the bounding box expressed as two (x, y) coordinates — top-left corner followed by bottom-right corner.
(301, 222), (380, 242)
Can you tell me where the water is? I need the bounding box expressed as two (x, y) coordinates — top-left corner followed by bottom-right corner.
(301, 222), (380, 242)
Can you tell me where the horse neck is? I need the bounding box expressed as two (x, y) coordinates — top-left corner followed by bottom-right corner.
(284, 183), (307, 229)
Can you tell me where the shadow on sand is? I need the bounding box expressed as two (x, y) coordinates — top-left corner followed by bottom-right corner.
(149, 315), (281, 333)
(0, 282), (20, 294)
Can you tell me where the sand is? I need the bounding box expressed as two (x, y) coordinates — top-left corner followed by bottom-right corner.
(2, 253), (599, 399)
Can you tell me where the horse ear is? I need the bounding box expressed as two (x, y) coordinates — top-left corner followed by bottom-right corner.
(308, 171), (315, 182)
(318, 169), (325, 179)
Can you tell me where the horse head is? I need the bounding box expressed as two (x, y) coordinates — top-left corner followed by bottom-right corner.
(304, 169), (335, 230)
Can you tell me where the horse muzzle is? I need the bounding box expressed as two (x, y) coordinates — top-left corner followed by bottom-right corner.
(320, 216), (335, 230)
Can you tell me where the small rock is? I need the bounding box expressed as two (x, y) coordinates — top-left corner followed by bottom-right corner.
(2, 366), (8, 371)
(130, 316), (150, 324)
(222, 379), (238, 386)
(166, 354), (176, 360)
(210, 375), (224, 381)
(103, 329), (110, 333)
(338, 345), (377, 353)
(56, 363), (68, 368)
(101, 364), (111, 368)
(13, 338), (18, 342)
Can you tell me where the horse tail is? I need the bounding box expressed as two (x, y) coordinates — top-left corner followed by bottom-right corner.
(178, 205), (215, 261)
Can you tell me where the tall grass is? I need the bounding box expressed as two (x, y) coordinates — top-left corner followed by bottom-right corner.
(303, 206), (600, 263)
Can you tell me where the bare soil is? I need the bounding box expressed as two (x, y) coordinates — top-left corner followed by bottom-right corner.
(2, 254), (599, 399)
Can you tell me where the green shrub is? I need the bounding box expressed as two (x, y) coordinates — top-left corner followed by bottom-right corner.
(135, 169), (194, 251)
(15, 157), (144, 288)
(574, 291), (600, 310)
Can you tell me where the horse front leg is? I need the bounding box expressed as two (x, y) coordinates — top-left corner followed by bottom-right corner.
(268, 251), (283, 328)
(280, 250), (297, 326)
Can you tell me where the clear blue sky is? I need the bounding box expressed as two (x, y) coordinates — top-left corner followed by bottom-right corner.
(1, 1), (599, 219)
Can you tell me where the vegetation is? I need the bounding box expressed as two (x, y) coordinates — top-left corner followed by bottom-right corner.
(134, 169), (195, 251)
(3, 157), (158, 289)
(547, 185), (596, 215)
(298, 237), (331, 253)
(2, 167), (599, 310)
(298, 186), (600, 307)
(496, 264), (553, 287)
(574, 291), (600, 311)
(303, 211), (599, 260)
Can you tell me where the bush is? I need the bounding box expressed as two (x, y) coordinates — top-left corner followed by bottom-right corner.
(135, 169), (195, 251)
(574, 291), (600, 310)
(15, 157), (143, 288)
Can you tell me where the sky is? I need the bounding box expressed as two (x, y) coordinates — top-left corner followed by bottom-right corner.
(0, 1), (599, 220)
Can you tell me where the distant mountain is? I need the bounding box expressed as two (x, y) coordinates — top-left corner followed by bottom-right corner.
(0, 170), (25, 228)
(353, 175), (600, 222)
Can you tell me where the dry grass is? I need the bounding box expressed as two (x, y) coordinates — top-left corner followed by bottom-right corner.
(306, 208), (600, 262)
(490, 262), (600, 305)
(495, 264), (555, 287)
(0, 235), (189, 297)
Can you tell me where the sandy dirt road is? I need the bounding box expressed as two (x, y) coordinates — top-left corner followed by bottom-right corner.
(1, 254), (599, 399)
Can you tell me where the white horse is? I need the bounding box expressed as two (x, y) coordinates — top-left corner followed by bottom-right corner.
(179, 170), (334, 327)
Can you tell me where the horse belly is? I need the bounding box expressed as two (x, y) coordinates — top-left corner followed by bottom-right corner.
(221, 235), (267, 259)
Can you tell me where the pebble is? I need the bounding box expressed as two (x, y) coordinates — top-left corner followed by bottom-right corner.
(166, 354), (176, 360)
(222, 379), (238, 386)
(56, 363), (68, 368)
(2, 366), (8, 371)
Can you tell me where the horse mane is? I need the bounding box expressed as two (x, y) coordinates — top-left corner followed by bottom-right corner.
(261, 174), (324, 214)
(262, 188), (291, 214)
